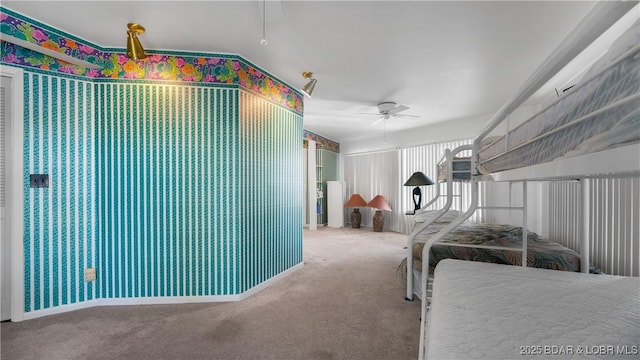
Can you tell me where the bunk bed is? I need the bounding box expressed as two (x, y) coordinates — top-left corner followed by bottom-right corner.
(402, 150), (600, 302)
(413, 2), (640, 359)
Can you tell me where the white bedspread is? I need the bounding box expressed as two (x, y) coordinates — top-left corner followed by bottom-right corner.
(426, 259), (640, 359)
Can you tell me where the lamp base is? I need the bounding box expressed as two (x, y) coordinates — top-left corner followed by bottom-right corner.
(351, 208), (362, 228)
(372, 210), (384, 232)
(413, 186), (422, 213)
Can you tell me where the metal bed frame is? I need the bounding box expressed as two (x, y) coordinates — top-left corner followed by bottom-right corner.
(405, 146), (529, 303)
(410, 2), (640, 358)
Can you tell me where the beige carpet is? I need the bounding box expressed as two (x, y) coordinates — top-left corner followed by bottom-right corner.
(1, 227), (421, 360)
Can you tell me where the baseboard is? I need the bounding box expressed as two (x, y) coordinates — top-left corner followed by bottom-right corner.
(22, 299), (102, 320)
(20, 262), (304, 320)
(238, 262), (304, 300)
(98, 294), (242, 306)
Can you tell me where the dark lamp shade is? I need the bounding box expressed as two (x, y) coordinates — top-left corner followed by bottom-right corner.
(344, 194), (367, 208)
(404, 172), (434, 186)
(367, 195), (392, 211)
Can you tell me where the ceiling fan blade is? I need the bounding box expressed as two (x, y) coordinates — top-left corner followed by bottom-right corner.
(371, 116), (385, 126)
(393, 113), (420, 118)
(356, 112), (381, 116)
(388, 105), (409, 114)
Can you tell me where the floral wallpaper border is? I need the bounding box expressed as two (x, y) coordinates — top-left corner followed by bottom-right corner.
(0, 7), (303, 114)
(303, 130), (340, 153)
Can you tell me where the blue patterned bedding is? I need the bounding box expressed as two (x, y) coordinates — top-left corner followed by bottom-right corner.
(410, 223), (599, 273)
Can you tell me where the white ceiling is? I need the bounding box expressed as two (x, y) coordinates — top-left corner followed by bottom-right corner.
(3, 1), (606, 146)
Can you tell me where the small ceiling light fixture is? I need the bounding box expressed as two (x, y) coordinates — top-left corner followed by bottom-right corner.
(260, 0), (268, 46)
(126, 23), (147, 60)
(301, 72), (317, 98)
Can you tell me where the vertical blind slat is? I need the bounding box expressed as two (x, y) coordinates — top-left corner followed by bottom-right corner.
(549, 177), (638, 276)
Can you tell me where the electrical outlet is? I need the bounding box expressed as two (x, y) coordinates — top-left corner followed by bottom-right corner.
(30, 174), (49, 188)
(84, 268), (96, 282)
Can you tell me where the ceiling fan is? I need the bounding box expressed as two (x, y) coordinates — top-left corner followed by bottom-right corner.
(358, 102), (420, 125)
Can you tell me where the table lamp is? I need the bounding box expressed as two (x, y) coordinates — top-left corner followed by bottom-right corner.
(404, 172), (434, 214)
(344, 194), (367, 228)
(367, 195), (392, 232)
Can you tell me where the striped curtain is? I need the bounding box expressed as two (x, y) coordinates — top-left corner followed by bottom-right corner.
(344, 150), (401, 231)
(344, 139), (472, 233)
(549, 178), (639, 276)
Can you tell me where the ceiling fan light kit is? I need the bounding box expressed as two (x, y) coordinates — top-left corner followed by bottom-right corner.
(377, 101), (398, 113)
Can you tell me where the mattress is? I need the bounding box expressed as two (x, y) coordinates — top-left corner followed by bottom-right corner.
(478, 20), (640, 175)
(426, 259), (640, 360)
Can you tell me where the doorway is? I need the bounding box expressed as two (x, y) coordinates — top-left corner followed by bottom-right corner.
(0, 65), (25, 322)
